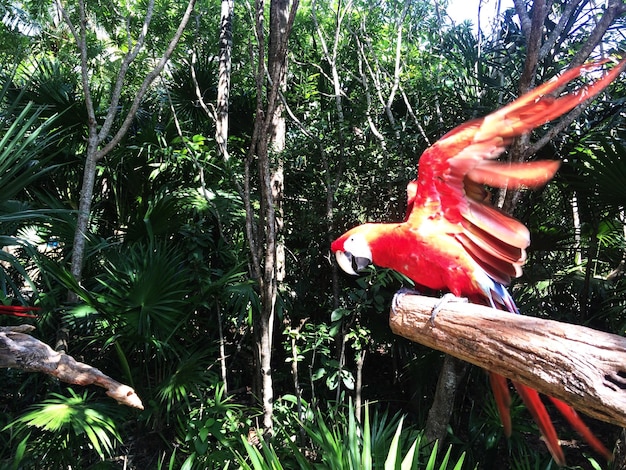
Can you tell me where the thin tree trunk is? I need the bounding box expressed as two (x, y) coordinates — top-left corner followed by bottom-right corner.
(572, 192), (583, 267)
(269, 2), (286, 281)
(312, 0), (351, 397)
(355, 349), (365, 423)
(54, 0), (195, 355)
(217, 302), (228, 394)
(216, 0), (234, 160)
(246, 0), (298, 434)
(424, 355), (467, 446)
(580, 223), (599, 322)
(58, 0), (195, 284)
(607, 209), (626, 282)
(614, 428), (626, 469)
(289, 320), (306, 443)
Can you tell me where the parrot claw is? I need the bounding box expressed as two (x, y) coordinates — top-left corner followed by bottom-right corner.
(391, 287), (421, 315)
(430, 293), (468, 325)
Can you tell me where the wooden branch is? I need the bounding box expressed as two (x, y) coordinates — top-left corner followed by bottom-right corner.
(0, 326), (143, 409)
(389, 293), (626, 428)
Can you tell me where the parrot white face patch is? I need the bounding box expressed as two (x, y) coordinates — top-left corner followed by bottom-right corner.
(335, 250), (358, 275)
(335, 233), (373, 275)
(344, 234), (372, 261)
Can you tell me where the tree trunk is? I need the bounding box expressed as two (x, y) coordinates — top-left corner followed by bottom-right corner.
(355, 349), (366, 423)
(60, 0), (196, 285)
(246, 0), (298, 434)
(424, 355), (467, 446)
(312, 0), (351, 397)
(54, 0), (195, 358)
(269, 3), (286, 281)
(216, 0), (234, 161)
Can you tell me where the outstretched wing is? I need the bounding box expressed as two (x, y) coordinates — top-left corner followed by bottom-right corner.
(408, 59), (626, 285)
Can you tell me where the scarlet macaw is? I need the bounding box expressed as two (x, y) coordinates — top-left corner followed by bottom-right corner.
(331, 59), (626, 465)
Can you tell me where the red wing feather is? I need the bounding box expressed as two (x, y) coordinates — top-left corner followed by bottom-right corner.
(489, 372), (512, 437)
(467, 160), (561, 189)
(409, 59), (625, 284)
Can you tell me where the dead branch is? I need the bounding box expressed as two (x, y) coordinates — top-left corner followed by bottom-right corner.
(389, 293), (626, 428)
(0, 326), (143, 409)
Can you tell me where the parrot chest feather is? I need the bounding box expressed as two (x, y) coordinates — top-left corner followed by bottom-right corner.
(368, 220), (485, 296)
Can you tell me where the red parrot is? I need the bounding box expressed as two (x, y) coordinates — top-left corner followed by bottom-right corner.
(331, 59), (626, 465)
(0, 305), (39, 318)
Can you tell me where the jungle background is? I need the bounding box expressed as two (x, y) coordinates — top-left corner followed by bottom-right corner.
(1, 0), (626, 468)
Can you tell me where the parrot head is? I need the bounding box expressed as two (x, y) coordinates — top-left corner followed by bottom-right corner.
(331, 226), (375, 275)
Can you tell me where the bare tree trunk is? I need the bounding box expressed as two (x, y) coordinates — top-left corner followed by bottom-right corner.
(216, 0), (234, 160)
(572, 192), (583, 266)
(607, 210), (626, 282)
(288, 320), (306, 443)
(269, 0), (287, 284)
(355, 349), (366, 423)
(614, 428), (626, 469)
(245, 0), (298, 434)
(217, 302), (228, 394)
(60, 0), (196, 284)
(312, 0), (351, 398)
(424, 355), (467, 446)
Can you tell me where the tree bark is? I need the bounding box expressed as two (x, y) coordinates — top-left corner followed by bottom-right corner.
(389, 293), (626, 428)
(216, 0), (234, 160)
(246, 0), (298, 434)
(0, 326), (143, 409)
(424, 354), (467, 446)
(355, 349), (365, 423)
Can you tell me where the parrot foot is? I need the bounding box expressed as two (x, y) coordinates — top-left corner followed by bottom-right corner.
(391, 287), (421, 315)
(430, 293), (468, 325)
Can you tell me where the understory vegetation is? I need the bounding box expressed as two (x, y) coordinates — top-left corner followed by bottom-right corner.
(0, 0), (625, 468)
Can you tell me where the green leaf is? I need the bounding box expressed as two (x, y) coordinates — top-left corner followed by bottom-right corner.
(384, 416), (404, 469)
(331, 307), (351, 322)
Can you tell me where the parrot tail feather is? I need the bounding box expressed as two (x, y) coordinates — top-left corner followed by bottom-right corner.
(513, 381), (566, 466)
(489, 372), (512, 437)
(548, 396), (613, 462)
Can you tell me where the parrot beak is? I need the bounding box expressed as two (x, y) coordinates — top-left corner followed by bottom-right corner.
(335, 250), (372, 275)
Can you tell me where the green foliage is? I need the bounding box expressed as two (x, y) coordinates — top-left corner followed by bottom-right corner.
(178, 384), (250, 468)
(0, 0), (624, 468)
(235, 401), (466, 470)
(0, 72), (67, 300)
(5, 389), (122, 468)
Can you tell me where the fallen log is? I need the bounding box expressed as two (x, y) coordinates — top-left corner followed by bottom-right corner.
(0, 325), (143, 409)
(389, 293), (626, 427)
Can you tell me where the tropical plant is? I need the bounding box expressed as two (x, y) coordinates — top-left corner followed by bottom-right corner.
(5, 389), (123, 469)
(235, 401), (467, 470)
(0, 73), (66, 301)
